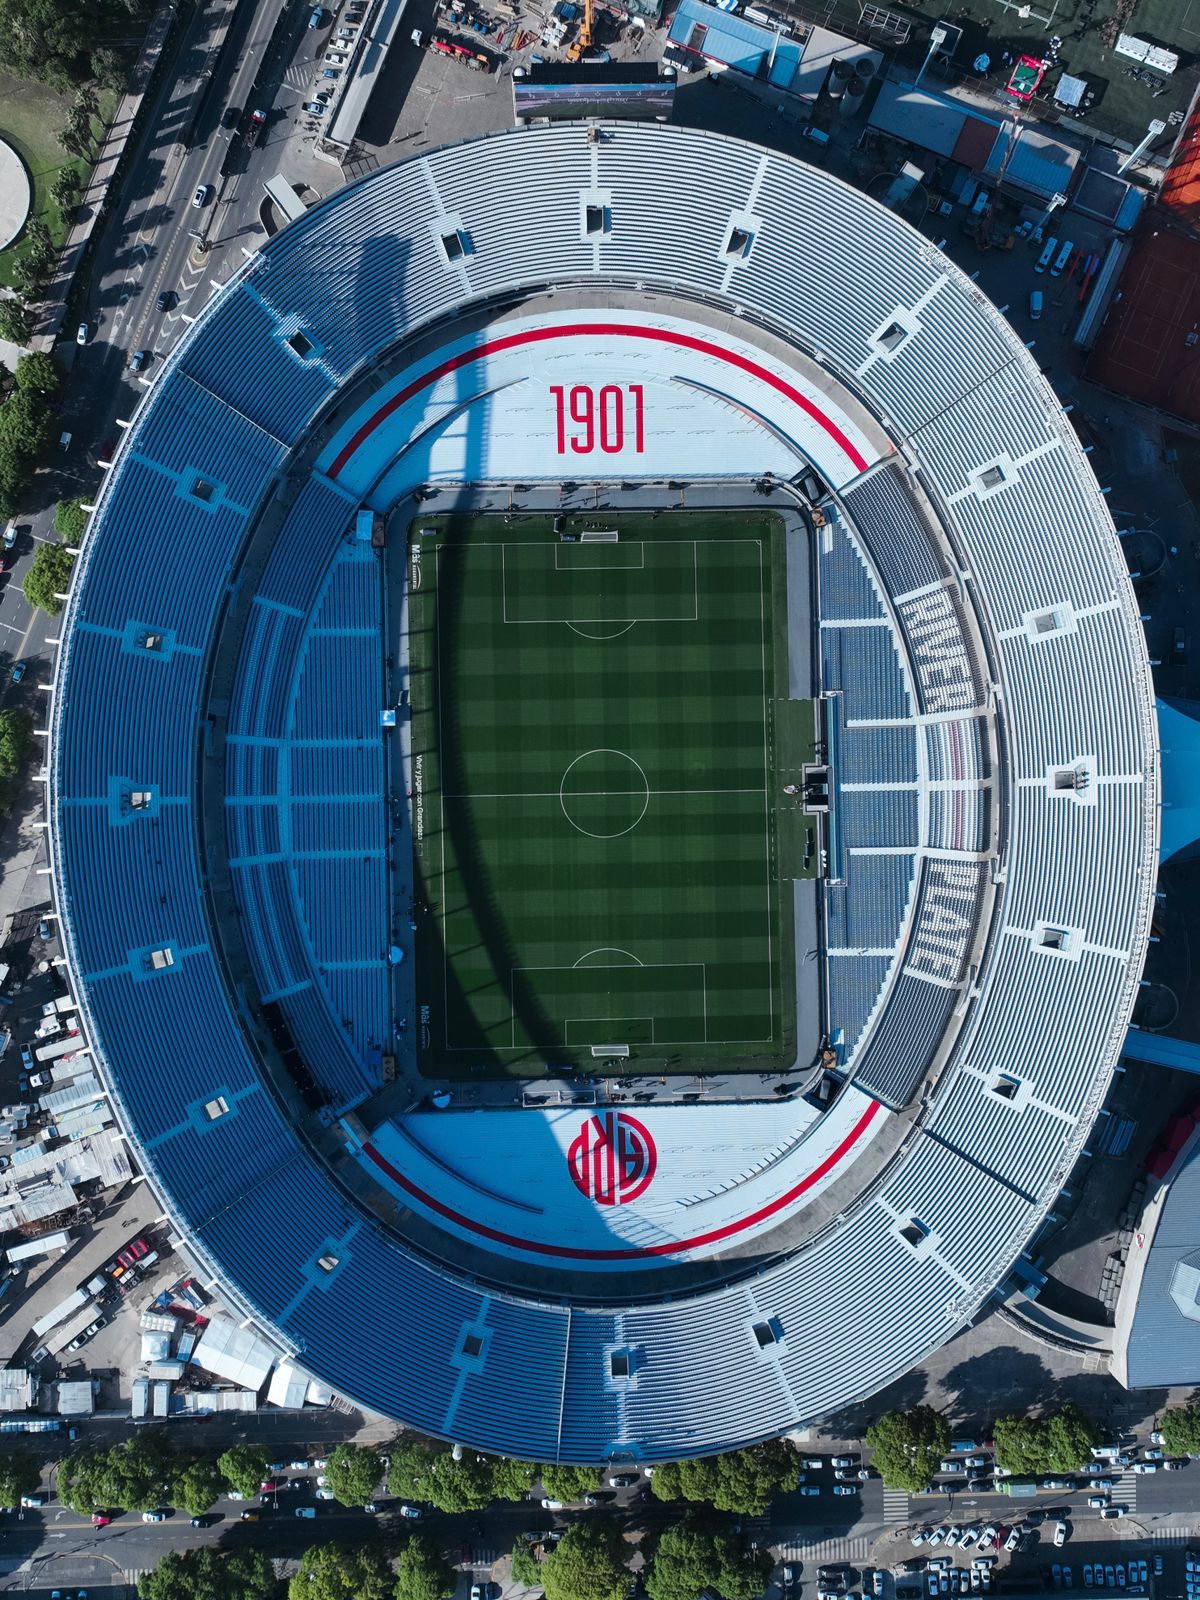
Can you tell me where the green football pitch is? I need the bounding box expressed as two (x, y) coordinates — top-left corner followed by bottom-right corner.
(408, 510), (798, 1077)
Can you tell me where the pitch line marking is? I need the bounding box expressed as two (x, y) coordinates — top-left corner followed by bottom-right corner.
(573, 948), (644, 967)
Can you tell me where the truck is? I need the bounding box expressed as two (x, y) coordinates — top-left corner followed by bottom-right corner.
(32, 1286), (89, 1339)
(5, 1231), (71, 1264)
(45, 1300), (100, 1357)
(34, 1029), (85, 1065)
(997, 1478), (1039, 1497)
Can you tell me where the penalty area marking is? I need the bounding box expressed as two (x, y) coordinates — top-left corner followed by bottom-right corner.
(509, 960), (710, 1048)
(501, 540), (699, 625)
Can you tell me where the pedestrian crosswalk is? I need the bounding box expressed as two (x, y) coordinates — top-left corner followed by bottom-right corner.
(776, 1535), (874, 1563)
(884, 1489), (910, 1524)
(1152, 1528), (1196, 1544)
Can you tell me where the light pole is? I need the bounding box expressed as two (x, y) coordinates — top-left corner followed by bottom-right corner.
(915, 26), (947, 89)
(1118, 118), (1167, 175)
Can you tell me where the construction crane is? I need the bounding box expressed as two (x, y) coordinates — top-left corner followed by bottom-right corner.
(567, 0), (594, 61)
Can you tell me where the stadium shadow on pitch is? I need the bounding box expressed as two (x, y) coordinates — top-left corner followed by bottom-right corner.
(425, 527), (564, 1063)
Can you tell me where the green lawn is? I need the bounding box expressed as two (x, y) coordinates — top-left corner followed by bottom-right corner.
(409, 510), (797, 1078)
(0, 75), (118, 292)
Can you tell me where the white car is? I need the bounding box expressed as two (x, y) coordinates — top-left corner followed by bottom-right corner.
(831, 1455), (858, 1468)
(928, 1528), (948, 1548)
(959, 1528), (980, 1550)
(1004, 1528), (1022, 1553)
(1132, 1462), (1157, 1474)
(315, 1488), (336, 1501)
(980, 1527), (998, 1548)
(1054, 1522), (1068, 1547)
(1150, 1431), (1163, 1446)
(326, 49), (347, 61)
(947, 1528), (963, 1546)
(1100, 1507), (1127, 1519)
(1087, 1495), (1108, 1509)
(912, 1530), (930, 1547)
(312, 1458), (328, 1469)
(542, 1498), (565, 1510)
(76, 323), (89, 345)
(1144, 1448), (1164, 1461)
(288, 1459), (309, 1470)
(399, 1503), (422, 1518)
(316, 1475), (329, 1486)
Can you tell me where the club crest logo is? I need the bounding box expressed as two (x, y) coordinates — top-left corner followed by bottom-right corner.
(567, 1111), (657, 1207)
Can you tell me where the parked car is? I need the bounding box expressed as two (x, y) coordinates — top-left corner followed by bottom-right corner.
(832, 1456), (858, 1468)
(1100, 1507), (1126, 1520)
(1004, 1529), (1022, 1553)
(303, 101), (327, 114)
(1086, 1496), (1108, 1510)
(295, 1506), (316, 1518)
(10, 661), (26, 684)
(142, 1511), (164, 1523)
(399, 1503), (423, 1518)
(315, 1489), (335, 1502)
(542, 1499), (565, 1510)
(799, 1485), (821, 1497)
(129, 350), (149, 372)
(288, 1459), (309, 1470)
(91, 1511), (110, 1526)
(1053, 1522), (1068, 1548)
(608, 1474), (640, 1488)
(240, 1509), (260, 1521)
(833, 1484), (859, 1497)
(309, 6), (328, 23)
(76, 322), (89, 345)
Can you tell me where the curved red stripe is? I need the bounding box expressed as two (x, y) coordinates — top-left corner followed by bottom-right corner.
(362, 1098), (882, 1262)
(328, 322), (868, 479)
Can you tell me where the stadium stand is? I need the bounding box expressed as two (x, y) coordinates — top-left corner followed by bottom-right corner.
(47, 123), (1157, 1460)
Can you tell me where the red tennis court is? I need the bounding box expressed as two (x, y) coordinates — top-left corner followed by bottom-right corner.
(1089, 227), (1200, 423)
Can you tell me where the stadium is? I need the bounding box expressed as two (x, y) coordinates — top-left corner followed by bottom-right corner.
(48, 122), (1158, 1460)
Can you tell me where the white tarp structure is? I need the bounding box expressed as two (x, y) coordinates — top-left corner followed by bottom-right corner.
(179, 1388), (257, 1413)
(266, 1358), (333, 1409)
(190, 1313), (278, 1392)
(141, 1331), (171, 1363)
(0, 1369), (35, 1411)
(57, 1380), (95, 1415)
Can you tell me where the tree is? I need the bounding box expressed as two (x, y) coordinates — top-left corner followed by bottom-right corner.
(12, 252), (50, 298)
(541, 1517), (629, 1600)
(1045, 1404), (1099, 1473)
(172, 1457), (226, 1516)
(0, 1449), (38, 1508)
(866, 1406), (951, 1494)
(991, 1407), (1097, 1477)
(57, 123), (87, 159)
(324, 1442), (382, 1507)
(539, 1463), (600, 1503)
(91, 46), (128, 93)
(51, 166), (82, 210)
(0, 0), (93, 86)
(387, 1442), (495, 1513)
(217, 1444), (271, 1498)
(66, 103), (93, 153)
(991, 1416), (1050, 1477)
(58, 1432), (172, 1513)
(74, 82), (98, 119)
(393, 1534), (456, 1600)
(14, 351), (61, 398)
(1160, 1404), (1200, 1457)
(22, 542), (76, 613)
(645, 1516), (772, 1600)
(0, 300), (33, 345)
(649, 1441), (798, 1516)
(511, 1538), (542, 1589)
(289, 1543), (393, 1600)
(491, 1456), (538, 1501)
(0, 710), (33, 780)
(139, 1548), (276, 1600)
(55, 496), (88, 542)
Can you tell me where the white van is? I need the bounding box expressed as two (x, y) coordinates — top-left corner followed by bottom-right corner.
(1029, 290), (1043, 320)
(1034, 236), (1057, 273)
(1050, 239), (1074, 277)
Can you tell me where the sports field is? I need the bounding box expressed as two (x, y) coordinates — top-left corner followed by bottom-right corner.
(408, 510), (798, 1077)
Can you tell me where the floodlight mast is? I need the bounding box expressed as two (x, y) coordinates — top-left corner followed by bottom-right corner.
(914, 25), (947, 89)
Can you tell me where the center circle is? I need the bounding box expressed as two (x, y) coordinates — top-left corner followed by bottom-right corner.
(559, 749), (650, 839)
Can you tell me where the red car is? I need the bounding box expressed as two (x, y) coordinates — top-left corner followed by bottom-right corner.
(91, 1510), (110, 1526)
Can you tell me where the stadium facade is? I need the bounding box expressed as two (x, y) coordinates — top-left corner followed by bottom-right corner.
(48, 123), (1158, 1460)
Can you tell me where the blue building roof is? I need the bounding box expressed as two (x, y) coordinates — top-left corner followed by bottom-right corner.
(667, 0), (804, 79)
(1158, 697), (1200, 863)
